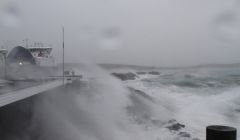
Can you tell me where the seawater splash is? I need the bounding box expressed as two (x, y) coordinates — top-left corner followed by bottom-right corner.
(31, 65), (130, 140)
(29, 64), (174, 140)
(4, 64), (239, 140)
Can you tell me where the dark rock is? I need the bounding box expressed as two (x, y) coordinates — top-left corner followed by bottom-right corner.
(136, 72), (147, 75)
(235, 109), (240, 112)
(178, 132), (191, 138)
(166, 123), (185, 131)
(112, 72), (138, 81)
(174, 81), (201, 88)
(192, 138), (200, 140)
(148, 71), (160, 75)
(166, 119), (185, 131)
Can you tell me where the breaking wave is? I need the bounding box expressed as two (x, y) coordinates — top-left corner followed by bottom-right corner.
(0, 64), (240, 140)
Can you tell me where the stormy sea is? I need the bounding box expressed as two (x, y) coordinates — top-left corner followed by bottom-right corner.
(0, 63), (239, 140)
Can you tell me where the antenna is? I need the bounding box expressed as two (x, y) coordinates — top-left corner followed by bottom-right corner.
(62, 27), (65, 84)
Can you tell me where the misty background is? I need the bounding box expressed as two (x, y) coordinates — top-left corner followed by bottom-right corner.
(0, 0), (240, 67)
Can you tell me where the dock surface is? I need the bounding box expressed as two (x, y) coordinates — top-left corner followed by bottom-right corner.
(0, 79), (63, 107)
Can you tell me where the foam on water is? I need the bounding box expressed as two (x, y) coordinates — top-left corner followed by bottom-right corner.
(20, 65), (239, 140)
(126, 68), (240, 140)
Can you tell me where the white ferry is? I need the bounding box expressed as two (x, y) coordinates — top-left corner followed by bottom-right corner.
(5, 46), (57, 80)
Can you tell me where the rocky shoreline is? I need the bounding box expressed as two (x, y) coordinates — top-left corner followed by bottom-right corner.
(112, 71), (160, 81)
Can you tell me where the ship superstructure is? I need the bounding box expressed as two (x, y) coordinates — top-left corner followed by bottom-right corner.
(27, 47), (54, 66)
(5, 45), (56, 80)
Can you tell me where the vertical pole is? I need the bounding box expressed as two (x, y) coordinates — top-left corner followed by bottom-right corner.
(26, 38), (28, 48)
(207, 125), (236, 140)
(4, 53), (6, 78)
(62, 27), (65, 84)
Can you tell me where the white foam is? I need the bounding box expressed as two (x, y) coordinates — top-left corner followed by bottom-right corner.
(126, 76), (240, 140)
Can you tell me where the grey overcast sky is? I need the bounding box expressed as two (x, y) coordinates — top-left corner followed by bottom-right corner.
(0, 0), (240, 67)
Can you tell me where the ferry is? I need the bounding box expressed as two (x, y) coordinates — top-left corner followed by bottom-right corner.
(1, 44), (81, 82)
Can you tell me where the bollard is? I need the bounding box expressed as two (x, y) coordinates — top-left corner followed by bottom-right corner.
(207, 125), (237, 140)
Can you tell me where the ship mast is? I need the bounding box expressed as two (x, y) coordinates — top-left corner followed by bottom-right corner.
(62, 27), (65, 84)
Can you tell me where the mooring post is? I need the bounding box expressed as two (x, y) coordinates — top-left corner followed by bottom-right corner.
(207, 125), (237, 140)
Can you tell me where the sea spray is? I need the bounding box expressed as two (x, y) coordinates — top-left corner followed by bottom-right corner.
(31, 64), (131, 140)
(28, 64), (182, 140)
(1, 64), (223, 140)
